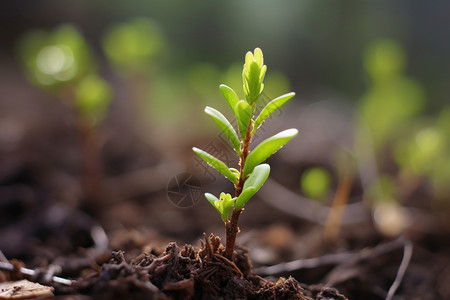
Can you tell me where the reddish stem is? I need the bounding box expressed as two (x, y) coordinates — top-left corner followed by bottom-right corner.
(62, 87), (104, 212)
(224, 120), (253, 260)
(77, 116), (104, 211)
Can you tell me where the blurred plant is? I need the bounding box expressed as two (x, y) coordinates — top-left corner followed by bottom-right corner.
(103, 17), (165, 76)
(324, 150), (356, 242)
(193, 48), (298, 259)
(19, 25), (93, 89)
(300, 167), (332, 202)
(358, 39), (425, 153)
(18, 24), (112, 209)
(393, 110), (450, 207)
(102, 18), (166, 138)
(354, 39), (431, 235)
(366, 175), (411, 237)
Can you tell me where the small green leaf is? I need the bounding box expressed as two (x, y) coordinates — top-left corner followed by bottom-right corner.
(219, 84), (239, 116)
(193, 147), (238, 184)
(235, 100), (253, 138)
(242, 48), (266, 104)
(220, 192), (234, 222)
(205, 106), (241, 154)
(254, 48), (263, 66)
(235, 164), (270, 210)
(243, 129), (298, 178)
(205, 192), (235, 223)
(252, 92), (295, 135)
(235, 187), (256, 211)
(230, 168), (241, 180)
(205, 193), (220, 208)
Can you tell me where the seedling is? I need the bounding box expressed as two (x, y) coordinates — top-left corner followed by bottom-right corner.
(18, 25), (112, 210)
(193, 48), (298, 259)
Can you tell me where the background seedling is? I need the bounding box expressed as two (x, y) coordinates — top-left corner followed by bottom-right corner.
(18, 24), (112, 211)
(193, 48), (298, 259)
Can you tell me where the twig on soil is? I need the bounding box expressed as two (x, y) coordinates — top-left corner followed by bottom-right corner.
(0, 260), (73, 286)
(323, 170), (353, 242)
(162, 244), (179, 287)
(254, 236), (405, 276)
(143, 253), (174, 273)
(385, 239), (413, 300)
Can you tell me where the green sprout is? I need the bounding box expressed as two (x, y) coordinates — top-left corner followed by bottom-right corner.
(102, 17), (165, 76)
(18, 24), (113, 207)
(193, 48), (298, 259)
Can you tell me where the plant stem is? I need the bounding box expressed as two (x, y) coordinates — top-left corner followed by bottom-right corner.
(77, 115), (104, 212)
(62, 87), (104, 213)
(224, 121), (253, 260)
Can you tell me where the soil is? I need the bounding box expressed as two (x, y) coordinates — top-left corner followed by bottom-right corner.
(52, 235), (345, 300)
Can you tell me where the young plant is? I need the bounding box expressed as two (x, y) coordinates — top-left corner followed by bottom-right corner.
(193, 48), (298, 259)
(18, 25), (112, 210)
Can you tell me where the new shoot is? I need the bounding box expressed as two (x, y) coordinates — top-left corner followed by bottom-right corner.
(193, 48), (298, 259)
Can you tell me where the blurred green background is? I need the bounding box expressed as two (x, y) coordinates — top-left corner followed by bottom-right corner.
(2, 0), (449, 108)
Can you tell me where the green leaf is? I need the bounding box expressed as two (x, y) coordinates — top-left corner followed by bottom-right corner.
(219, 192), (235, 222)
(235, 100), (253, 138)
(193, 147), (238, 184)
(254, 48), (263, 66)
(229, 168), (240, 180)
(252, 92), (295, 135)
(219, 84), (239, 116)
(205, 193), (220, 209)
(242, 48), (266, 104)
(205, 192), (235, 222)
(235, 164), (270, 210)
(243, 129), (298, 178)
(204, 106), (241, 154)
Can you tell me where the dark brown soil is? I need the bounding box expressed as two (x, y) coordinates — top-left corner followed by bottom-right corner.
(52, 235), (346, 300)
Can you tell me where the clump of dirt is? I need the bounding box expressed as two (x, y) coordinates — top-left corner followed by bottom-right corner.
(57, 234), (346, 300)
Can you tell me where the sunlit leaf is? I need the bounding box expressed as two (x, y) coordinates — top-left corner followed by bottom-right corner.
(235, 187), (256, 211)
(205, 193), (220, 209)
(243, 48), (266, 104)
(193, 147), (238, 184)
(252, 92), (295, 135)
(229, 168), (240, 180)
(219, 84), (239, 116)
(205, 192), (235, 222)
(205, 106), (241, 154)
(235, 100), (253, 138)
(220, 192), (235, 222)
(254, 48), (263, 67)
(235, 164), (270, 210)
(243, 129), (298, 178)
